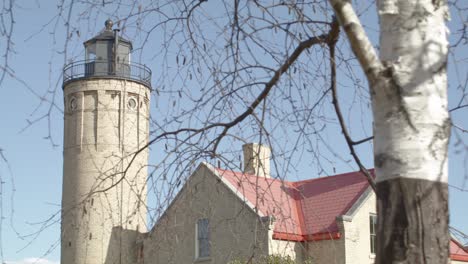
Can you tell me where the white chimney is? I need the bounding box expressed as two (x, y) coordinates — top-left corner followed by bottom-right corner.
(243, 143), (271, 178)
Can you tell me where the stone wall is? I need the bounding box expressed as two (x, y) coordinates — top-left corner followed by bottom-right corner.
(143, 164), (270, 264)
(269, 239), (305, 263)
(62, 79), (150, 264)
(305, 238), (345, 264)
(340, 189), (376, 264)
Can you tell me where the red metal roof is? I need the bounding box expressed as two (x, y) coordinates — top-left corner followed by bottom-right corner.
(216, 168), (370, 241)
(451, 239), (468, 262)
(217, 168), (303, 236)
(293, 171), (370, 235)
(215, 167), (468, 261)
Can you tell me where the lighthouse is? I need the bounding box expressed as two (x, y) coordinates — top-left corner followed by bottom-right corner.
(61, 19), (151, 264)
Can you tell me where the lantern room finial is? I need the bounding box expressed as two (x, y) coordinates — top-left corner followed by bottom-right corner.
(105, 19), (113, 31)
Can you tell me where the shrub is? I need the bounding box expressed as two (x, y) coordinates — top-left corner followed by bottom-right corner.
(229, 255), (313, 264)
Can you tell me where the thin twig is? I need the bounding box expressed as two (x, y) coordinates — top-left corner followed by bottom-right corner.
(211, 31), (332, 153)
(449, 104), (468, 112)
(328, 18), (377, 193)
(352, 136), (374, 145)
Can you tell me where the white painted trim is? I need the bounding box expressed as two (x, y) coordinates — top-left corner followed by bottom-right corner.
(193, 257), (212, 263)
(194, 220), (199, 259)
(344, 186), (374, 219)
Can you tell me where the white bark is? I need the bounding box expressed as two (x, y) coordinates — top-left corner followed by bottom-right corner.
(330, 0), (450, 183)
(329, 1), (451, 262)
(375, 0), (450, 183)
(328, 0), (383, 85)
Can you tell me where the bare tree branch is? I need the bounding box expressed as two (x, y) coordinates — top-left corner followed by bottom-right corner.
(210, 30), (334, 153)
(328, 0), (383, 85)
(327, 18), (377, 193)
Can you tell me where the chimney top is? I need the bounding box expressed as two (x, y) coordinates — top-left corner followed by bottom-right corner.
(243, 143), (271, 178)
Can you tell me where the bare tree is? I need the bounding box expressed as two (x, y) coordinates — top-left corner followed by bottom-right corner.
(330, 0), (451, 262)
(1, 0), (467, 263)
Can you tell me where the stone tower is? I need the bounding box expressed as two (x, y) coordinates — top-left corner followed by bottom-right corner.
(61, 19), (151, 264)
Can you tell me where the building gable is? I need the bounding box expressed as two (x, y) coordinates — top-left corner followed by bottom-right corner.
(143, 162), (270, 263)
(143, 163), (467, 263)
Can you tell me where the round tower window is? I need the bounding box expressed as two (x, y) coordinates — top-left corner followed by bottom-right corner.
(128, 97), (137, 110)
(70, 97), (78, 111)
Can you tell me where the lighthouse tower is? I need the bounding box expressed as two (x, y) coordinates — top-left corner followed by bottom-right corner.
(61, 20), (151, 264)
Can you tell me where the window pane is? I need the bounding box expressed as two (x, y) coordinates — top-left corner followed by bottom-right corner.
(199, 238), (210, 258)
(370, 215), (377, 254)
(197, 219), (210, 258)
(198, 219), (209, 238)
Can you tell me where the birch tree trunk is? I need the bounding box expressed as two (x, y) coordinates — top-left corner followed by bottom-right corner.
(329, 0), (451, 263)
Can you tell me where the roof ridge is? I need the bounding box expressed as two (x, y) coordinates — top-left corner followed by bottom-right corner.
(292, 169), (374, 186)
(214, 165), (375, 238)
(215, 167), (373, 187)
(215, 167), (296, 185)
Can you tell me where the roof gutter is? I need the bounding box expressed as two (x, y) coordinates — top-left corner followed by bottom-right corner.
(273, 231), (341, 242)
(306, 232), (342, 241)
(451, 254), (468, 262)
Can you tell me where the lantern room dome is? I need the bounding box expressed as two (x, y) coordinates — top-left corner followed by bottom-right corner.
(83, 20), (133, 50)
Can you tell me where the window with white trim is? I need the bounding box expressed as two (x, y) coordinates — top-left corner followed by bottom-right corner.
(370, 214), (377, 254)
(196, 218), (210, 258)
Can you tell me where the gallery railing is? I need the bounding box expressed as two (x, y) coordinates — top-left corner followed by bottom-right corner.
(63, 60), (151, 87)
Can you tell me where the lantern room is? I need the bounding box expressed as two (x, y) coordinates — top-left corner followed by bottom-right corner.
(83, 19), (132, 76)
(63, 19), (151, 88)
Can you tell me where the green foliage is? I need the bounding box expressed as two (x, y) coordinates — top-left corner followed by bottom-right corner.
(229, 255), (313, 264)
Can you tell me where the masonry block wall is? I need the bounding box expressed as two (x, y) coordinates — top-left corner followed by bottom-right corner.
(341, 192), (376, 264)
(143, 164), (270, 264)
(269, 239), (305, 263)
(62, 79), (150, 264)
(305, 237), (345, 264)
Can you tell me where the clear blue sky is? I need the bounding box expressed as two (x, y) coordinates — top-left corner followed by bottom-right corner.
(0, 1), (466, 263)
